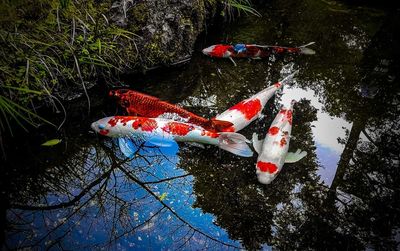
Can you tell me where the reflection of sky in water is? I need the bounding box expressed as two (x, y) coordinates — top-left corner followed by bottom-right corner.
(8, 141), (239, 249)
(280, 85), (351, 186)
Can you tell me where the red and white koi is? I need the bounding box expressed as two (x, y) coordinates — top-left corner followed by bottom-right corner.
(109, 89), (233, 132)
(215, 71), (298, 132)
(202, 42), (315, 65)
(252, 100), (307, 184)
(91, 116), (253, 157)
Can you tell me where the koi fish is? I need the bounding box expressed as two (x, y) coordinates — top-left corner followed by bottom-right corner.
(202, 43), (315, 65)
(215, 71), (298, 132)
(252, 100), (307, 184)
(91, 116), (253, 157)
(109, 89), (233, 132)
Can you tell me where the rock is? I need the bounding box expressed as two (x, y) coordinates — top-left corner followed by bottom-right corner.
(109, 0), (217, 70)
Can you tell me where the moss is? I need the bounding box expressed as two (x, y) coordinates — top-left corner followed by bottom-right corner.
(131, 3), (148, 23)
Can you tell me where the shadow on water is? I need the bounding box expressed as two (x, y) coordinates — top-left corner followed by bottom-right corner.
(2, 0), (400, 249)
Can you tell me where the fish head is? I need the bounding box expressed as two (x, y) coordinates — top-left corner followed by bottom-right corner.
(202, 45), (232, 58)
(255, 161), (279, 184)
(109, 89), (130, 99)
(91, 117), (125, 137)
(202, 45), (216, 56)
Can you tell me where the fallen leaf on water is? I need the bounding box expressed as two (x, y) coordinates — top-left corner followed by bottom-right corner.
(41, 139), (62, 146)
(159, 192), (167, 201)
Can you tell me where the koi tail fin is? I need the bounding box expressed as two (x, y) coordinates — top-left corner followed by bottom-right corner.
(218, 132), (253, 157)
(298, 42), (316, 55)
(208, 119), (234, 131)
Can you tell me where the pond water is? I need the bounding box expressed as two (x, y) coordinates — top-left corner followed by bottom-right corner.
(2, 0), (399, 250)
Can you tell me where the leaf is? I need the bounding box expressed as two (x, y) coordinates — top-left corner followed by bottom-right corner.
(41, 139), (62, 146)
(159, 192), (167, 201)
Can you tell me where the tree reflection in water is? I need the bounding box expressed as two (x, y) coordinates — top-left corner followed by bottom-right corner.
(2, 0), (400, 250)
(5, 140), (240, 249)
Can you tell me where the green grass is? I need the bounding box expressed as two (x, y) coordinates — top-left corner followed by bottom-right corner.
(222, 0), (261, 20)
(0, 0), (140, 135)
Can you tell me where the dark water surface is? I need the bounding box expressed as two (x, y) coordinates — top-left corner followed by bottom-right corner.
(2, 0), (400, 250)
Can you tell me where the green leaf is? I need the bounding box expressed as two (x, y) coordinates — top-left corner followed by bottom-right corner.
(41, 139), (62, 146)
(159, 192), (167, 201)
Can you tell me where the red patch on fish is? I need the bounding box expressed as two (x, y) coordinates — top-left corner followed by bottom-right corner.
(209, 45), (232, 57)
(132, 118), (158, 132)
(287, 48), (300, 53)
(287, 110), (293, 125)
(268, 126), (280, 135)
(162, 122), (194, 136)
(201, 130), (219, 138)
(229, 99), (262, 120)
(280, 137), (287, 147)
(257, 161), (278, 174)
(279, 109), (293, 125)
(221, 126), (235, 132)
(99, 129), (109, 135)
(108, 116), (135, 127)
(273, 47), (285, 53)
(274, 82), (281, 88)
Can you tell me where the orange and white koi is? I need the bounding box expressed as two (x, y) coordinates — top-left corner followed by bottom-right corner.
(91, 116), (253, 157)
(215, 71), (298, 132)
(252, 100), (307, 184)
(109, 90), (233, 132)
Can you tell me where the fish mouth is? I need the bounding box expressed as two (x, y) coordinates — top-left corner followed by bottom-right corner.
(90, 122), (97, 132)
(202, 45), (215, 55)
(256, 173), (274, 185)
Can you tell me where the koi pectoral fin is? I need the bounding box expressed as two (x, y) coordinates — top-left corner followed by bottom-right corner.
(285, 149), (307, 163)
(218, 132), (253, 157)
(252, 133), (263, 154)
(118, 137), (140, 158)
(147, 135), (176, 148)
(229, 57), (237, 66)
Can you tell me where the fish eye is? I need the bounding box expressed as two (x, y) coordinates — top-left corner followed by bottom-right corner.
(98, 124), (106, 129)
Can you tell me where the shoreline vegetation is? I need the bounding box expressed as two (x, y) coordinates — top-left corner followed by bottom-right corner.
(0, 0), (259, 139)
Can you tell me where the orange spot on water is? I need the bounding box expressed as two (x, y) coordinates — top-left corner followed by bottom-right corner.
(257, 161), (278, 174)
(229, 99), (262, 120)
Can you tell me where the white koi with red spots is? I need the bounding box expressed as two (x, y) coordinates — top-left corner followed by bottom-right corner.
(215, 71), (298, 132)
(252, 100), (307, 184)
(91, 116), (253, 157)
